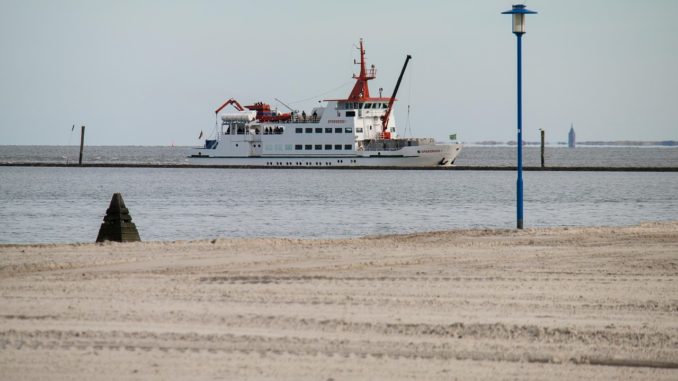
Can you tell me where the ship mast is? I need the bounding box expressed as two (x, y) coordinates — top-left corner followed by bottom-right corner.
(348, 39), (376, 101)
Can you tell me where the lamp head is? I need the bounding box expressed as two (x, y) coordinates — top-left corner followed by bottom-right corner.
(502, 4), (537, 35)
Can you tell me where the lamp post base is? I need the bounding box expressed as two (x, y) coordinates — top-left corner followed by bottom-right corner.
(517, 219), (523, 229)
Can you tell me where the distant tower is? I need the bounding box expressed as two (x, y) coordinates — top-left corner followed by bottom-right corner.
(568, 124), (576, 148)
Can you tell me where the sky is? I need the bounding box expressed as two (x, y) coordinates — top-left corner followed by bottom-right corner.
(1, 0), (677, 146)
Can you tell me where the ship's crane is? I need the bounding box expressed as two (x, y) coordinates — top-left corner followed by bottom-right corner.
(275, 98), (297, 114)
(214, 98), (245, 114)
(381, 54), (412, 139)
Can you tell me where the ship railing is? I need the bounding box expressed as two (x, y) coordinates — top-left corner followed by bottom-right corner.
(257, 115), (322, 124)
(353, 67), (377, 79)
(262, 127), (284, 135)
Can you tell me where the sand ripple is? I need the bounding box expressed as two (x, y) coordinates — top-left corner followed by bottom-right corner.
(1, 222), (677, 380)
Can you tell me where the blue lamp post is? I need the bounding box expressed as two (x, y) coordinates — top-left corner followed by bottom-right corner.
(502, 4), (537, 229)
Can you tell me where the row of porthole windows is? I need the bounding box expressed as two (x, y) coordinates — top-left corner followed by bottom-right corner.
(266, 160), (355, 166)
(295, 144), (353, 151)
(296, 127), (352, 134)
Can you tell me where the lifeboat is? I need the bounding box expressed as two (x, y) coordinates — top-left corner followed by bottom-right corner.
(245, 102), (292, 122)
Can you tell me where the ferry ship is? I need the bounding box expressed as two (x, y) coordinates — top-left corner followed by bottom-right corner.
(190, 40), (462, 167)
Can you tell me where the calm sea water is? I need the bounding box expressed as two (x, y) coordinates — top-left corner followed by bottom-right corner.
(1, 164), (677, 244)
(1, 145), (677, 167)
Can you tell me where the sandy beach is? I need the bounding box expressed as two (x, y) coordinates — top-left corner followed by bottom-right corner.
(1, 222), (677, 380)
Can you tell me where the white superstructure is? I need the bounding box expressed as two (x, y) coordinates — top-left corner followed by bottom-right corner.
(190, 40), (462, 167)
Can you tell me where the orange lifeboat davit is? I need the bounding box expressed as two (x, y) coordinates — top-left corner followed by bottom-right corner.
(245, 102), (292, 122)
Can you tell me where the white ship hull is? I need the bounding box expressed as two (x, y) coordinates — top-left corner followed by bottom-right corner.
(189, 142), (462, 167)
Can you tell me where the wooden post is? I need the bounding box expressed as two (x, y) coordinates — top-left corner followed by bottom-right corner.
(78, 126), (85, 165)
(540, 129), (545, 168)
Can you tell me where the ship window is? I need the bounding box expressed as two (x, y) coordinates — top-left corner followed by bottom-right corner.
(325, 144), (332, 150)
(334, 144), (342, 150)
(345, 111), (355, 117)
(365, 103), (372, 109)
(344, 144), (352, 150)
(344, 127), (352, 133)
(295, 127), (303, 133)
(334, 127), (342, 133)
(315, 127), (322, 133)
(305, 127), (312, 133)
(356, 127), (363, 133)
(285, 144), (293, 150)
(382, 103), (388, 108)
(295, 144), (302, 150)
(305, 144), (312, 150)
(325, 127), (332, 133)
(390, 127), (395, 132)
(353, 102), (358, 109)
(314, 144), (322, 150)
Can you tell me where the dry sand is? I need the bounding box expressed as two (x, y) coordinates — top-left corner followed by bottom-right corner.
(1, 222), (677, 380)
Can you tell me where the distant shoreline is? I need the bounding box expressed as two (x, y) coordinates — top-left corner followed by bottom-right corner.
(1, 162), (677, 172)
(0, 143), (677, 147)
(471, 140), (678, 147)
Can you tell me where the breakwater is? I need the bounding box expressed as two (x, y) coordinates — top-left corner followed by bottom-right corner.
(2, 162), (677, 172)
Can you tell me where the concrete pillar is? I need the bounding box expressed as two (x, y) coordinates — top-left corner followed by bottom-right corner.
(96, 193), (141, 243)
